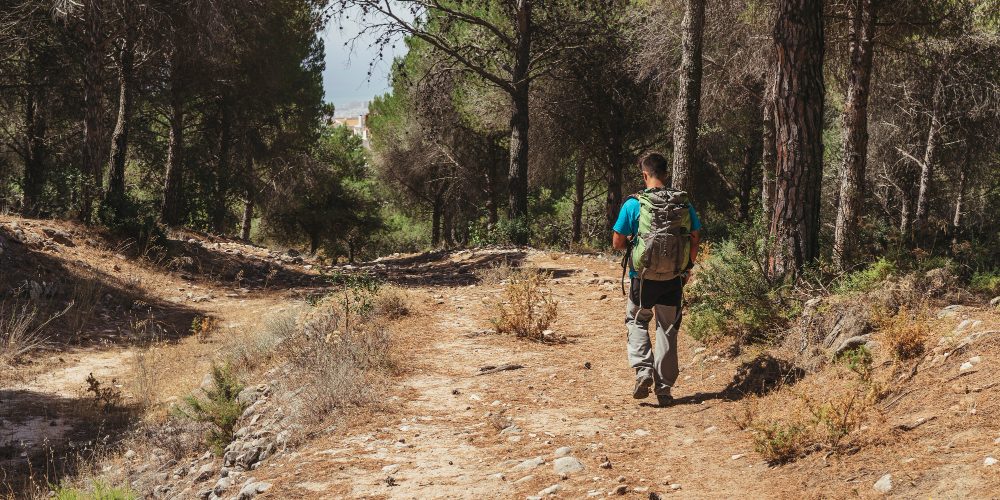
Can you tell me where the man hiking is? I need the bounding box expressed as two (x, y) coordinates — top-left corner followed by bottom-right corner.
(612, 152), (701, 407)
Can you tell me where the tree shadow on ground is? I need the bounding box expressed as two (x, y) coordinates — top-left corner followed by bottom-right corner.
(0, 226), (202, 348)
(640, 354), (806, 409)
(0, 389), (141, 498)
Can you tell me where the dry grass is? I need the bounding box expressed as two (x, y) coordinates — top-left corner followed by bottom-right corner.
(873, 305), (931, 361)
(475, 260), (518, 285)
(736, 364), (884, 464)
(369, 285), (410, 318)
(0, 301), (67, 366)
(489, 268), (560, 342)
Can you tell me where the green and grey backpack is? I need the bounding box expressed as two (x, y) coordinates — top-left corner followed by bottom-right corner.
(627, 187), (693, 282)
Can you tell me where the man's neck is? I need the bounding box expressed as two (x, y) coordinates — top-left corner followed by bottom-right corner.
(645, 181), (666, 189)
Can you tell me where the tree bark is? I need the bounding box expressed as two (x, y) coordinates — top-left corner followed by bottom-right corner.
(212, 97), (233, 234)
(104, 36), (135, 214)
(951, 148), (969, 242)
(572, 157), (585, 244)
(160, 46), (185, 226)
(761, 82), (777, 228)
(833, 0), (877, 269)
(506, 0), (532, 244)
(671, 0), (706, 192)
(80, 19), (105, 223)
(240, 189), (254, 241)
(768, 0), (825, 279)
(605, 140), (624, 244)
(22, 89), (47, 215)
(486, 156), (499, 227)
(431, 191), (443, 248)
(738, 140), (759, 221)
(913, 75), (944, 240)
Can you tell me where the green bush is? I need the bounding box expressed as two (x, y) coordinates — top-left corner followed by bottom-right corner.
(834, 257), (896, 293)
(54, 482), (136, 500)
(686, 239), (792, 343)
(173, 364), (246, 455)
(970, 271), (1000, 295)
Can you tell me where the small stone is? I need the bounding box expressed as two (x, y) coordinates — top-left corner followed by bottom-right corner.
(124, 449), (136, 460)
(616, 476), (626, 483)
(731, 454), (745, 460)
(584, 361), (592, 369)
(491, 473), (506, 481)
(873, 473), (892, 494)
(610, 484), (628, 495)
(599, 461), (612, 469)
(634, 429), (650, 437)
(382, 464), (401, 474)
(990, 296), (1000, 307)
(704, 426), (717, 434)
(194, 463), (215, 482)
(968, 356), (982, 365)
(514, 475), (536, 485)
(512, 457), (545, 471)
(553, 456), (585, 475)
(554, 446), (573, 458)
(960, 362), (974, 372)
(985, 457), (998, 466)
(538, 484), (562, 496)
(669, 484), (682, 490)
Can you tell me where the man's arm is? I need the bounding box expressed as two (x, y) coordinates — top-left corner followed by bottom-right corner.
(612, 231), (630, 250)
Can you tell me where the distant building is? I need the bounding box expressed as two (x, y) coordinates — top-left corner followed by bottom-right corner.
(326, 110), (370, 149)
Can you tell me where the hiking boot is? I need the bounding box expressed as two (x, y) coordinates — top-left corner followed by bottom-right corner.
(632, 375), (653, 399)
(656, 393), (674, 407)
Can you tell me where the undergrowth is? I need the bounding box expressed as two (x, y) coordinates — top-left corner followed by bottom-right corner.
(490, 268), (560, 342)
(173, 364), (245, 455)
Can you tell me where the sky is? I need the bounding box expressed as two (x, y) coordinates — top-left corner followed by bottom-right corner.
(321, 8), (410, 118)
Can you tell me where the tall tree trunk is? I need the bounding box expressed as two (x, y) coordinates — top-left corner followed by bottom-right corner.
(768, 0), (825, 279)
(212, 97), (233, 234)
(913, 75), (944, 240)
(240, 194), (254, 241)
(506, 0), (531, 244)
(431, 192), (443, 248)
(160, 46), (185, 226)
(486, 157), (499, 227)
(761, 82), (777, 228)
(571, 157), (585, 244)
(899, 187), (912, 236)
(22, 89), (47, 215)
(605, 140), (624, 243)
(671, 0), (706, 192)
(738, 140), (759, 221)
(833, 0), (877, 269)
(80, 32), (105, 223)
(104, 35), (135, 214)
(951, 148), (969, 244)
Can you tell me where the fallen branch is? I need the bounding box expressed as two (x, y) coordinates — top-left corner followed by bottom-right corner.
(895, 415), (937, 431)
(944, 369), (978, 383)
(477, 363), (524, 376)
(882, 389), (916, 410)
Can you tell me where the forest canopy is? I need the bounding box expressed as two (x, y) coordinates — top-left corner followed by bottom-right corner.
(0, 0), (998, 272)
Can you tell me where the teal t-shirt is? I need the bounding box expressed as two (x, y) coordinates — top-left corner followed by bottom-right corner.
(614, 198), (702, 278)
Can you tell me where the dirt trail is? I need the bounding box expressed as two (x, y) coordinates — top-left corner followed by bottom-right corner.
(260, 252), (812, 499)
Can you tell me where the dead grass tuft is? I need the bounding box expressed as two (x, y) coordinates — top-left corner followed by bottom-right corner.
(738, 364), (884, 464)
(475, 260), (518, 285)
(873, 305), (931, 361)
(490, 268), (560, 342)
(0, 301), (66, 366)
(369, 285), (410, 318)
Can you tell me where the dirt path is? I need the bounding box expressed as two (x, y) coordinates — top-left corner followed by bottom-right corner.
(259, 252), (812, 499)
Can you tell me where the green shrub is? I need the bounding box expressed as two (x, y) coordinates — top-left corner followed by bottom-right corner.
(686, 239), (791, 343)
(970, 271), (1000, 295)
(835, 345), (873, 379)
(834, 257), (896, 293)
(173, 364), (245, 455)
(54, 481), (136, 500)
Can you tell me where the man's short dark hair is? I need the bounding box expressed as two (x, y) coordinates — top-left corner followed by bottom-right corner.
(639, 152), (669, 180)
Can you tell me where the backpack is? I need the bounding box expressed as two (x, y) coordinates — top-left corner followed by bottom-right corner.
(626, 187), (693, 282)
